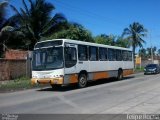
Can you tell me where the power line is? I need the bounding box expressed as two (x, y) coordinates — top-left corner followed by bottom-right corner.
(53, 0), (127, 29)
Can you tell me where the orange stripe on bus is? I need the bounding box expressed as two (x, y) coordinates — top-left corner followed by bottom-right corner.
(93, 72), (109, 80)
(123, 69), (134, 76)
(50, 78), (63, 85)
(69, 74), (78, 83)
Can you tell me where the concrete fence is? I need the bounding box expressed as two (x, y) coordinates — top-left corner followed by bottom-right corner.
(0, 59), (31, 81)
(139, 59), (160, 68)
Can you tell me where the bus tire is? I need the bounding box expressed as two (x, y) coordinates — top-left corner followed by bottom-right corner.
(117, 69), (123, 80)
(51, 84), (60, 89)
(78, 74), (87, 88)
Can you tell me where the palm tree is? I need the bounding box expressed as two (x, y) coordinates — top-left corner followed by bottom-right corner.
(147, 46), (157, 57)
(122, 22), (147, 68)
(139, 48), (147, 58)
(0, 1), (8, 28)
(158, 49), (160, 56)
(116, 37), (130, 48)
(0, 1), (17, 57)
(0, 1), (25, 57)
(0, 1), (16, 37)
(0, 1), (8, 57)
(10, 0), (66, 49)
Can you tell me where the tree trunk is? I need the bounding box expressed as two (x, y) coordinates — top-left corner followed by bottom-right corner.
(133, 45), (136, 69)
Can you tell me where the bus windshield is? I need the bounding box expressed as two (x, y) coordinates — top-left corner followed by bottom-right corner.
(32, 47), (63, 71)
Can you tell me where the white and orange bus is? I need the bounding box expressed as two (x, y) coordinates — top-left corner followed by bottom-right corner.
(31, 39), (134, 88)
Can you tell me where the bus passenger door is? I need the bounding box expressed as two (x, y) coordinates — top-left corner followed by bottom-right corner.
(76, 45), (89, 79)
(64, 43), (78, 84)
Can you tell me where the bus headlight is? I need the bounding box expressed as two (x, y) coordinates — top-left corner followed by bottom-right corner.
(32, 75), (38, 78)
(51, 75), (64, 78)
(59, 75), (64, 77)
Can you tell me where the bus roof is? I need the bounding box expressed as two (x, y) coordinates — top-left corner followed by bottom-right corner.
(36, 39), (132, 51)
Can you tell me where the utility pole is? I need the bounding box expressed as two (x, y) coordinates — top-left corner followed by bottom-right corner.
(150, 31), (154, 63)
(151, 46), (154, 63)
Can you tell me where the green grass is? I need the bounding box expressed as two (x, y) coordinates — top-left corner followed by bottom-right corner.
(0, 77), (43, 92)
(135, 66), (144, 72)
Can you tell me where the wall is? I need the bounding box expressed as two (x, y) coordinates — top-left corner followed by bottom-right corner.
(0, 59), (31, 81)
(5, 49), (28, 60)
(136, 59), (160, 68)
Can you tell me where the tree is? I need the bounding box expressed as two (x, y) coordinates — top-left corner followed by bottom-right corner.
(0, 0), (8, 29)
(115, 36), (130, 48)
(153, 46), (157, 56)
(48, 22), (94, 42)
(122, 22), (147, 68)
(0, 1), (18, 38)
(147, 46), (157, 57)
(10, 0), (66, 50)
(0, 1), (23, 57)
(0, 1), (8, 57)
(94, 34), (129, 48)
(94, 34), (109, 45)
(158, 49), (160, 56)
(94, 34), (116, 45)
(139, 48), (147, 58)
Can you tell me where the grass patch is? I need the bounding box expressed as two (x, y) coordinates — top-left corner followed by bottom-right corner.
(0, 77), (44, 92)
(135, 66), (144, 73)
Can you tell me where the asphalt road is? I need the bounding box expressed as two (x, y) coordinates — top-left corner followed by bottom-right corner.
(0, 73), (160, 115)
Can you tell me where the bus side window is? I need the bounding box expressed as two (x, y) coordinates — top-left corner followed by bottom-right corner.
(65, 47), (77, 68)
(89, 46), (98, 61)
(122, 50), (128, 61)
(108, 48), (111, 61)
(113, 49), (116, 61)
(78, 45), (88, 61)
(99, 47), (108, 61)
(116, 50), (122, 61)
(108, 48), (115, 61)
(128, 51), (132, 61)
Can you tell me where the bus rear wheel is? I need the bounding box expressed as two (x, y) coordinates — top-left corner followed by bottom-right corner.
(117, 70), (123, 80)
(51, 84), (60, 89)
(78, 74), (87, 88)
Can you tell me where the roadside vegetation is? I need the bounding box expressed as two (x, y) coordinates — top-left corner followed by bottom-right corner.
(135, 66), (145, 73)
(0, 77), (44, 92)
(122, 22), (147, 67)
(139, 47), (160, 59)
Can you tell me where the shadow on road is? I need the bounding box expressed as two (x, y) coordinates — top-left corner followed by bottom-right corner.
(37, 75), (135, 92)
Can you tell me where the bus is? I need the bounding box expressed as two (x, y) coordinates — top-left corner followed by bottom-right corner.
(31, 39), (134, 88)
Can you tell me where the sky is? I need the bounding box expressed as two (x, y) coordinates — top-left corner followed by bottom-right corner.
(7, 0), (160, 51)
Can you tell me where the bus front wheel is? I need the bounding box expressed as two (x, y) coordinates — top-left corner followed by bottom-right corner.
(78, 74), (87, 88)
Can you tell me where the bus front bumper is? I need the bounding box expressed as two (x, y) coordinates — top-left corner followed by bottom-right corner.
(31, 77), (63, 85)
